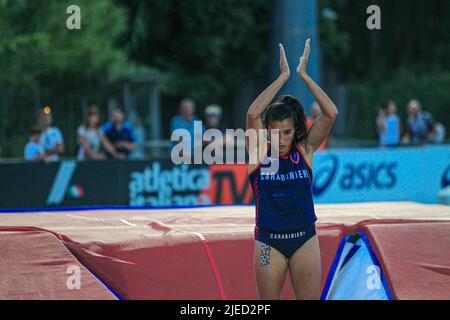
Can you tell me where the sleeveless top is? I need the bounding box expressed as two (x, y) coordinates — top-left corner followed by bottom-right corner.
(249, 143), (317, 234)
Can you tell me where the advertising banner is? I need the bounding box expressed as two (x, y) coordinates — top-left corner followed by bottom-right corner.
(0, 145), (448, 210)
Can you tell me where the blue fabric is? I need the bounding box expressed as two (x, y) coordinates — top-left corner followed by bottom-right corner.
(407, 112), (434, 143)
(40, 127), (63, 162)
(24, 141), (45, 161)
(170, 115), (203, 151)
(339, 244), (361, 270)
(359, 232), (394, 300)
(380, 115), (400, 146)
(320, 235), (349, 300)
(0, 203), (254, 214)
(324, 234), (391, 300)
(249, 144), (317, 231)
(101, 121), (137, 155)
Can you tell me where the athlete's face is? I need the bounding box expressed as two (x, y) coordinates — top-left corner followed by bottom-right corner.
(268, 118), (295, 156)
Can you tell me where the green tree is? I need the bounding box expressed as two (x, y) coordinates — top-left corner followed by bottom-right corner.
(318, 0), (450, 139)
(121, 0), (272, 104)
(0, 0), (140, 157)
(0, 0), (135, 90)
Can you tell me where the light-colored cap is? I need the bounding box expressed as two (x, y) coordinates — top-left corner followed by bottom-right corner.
(205, 104), (222, 116)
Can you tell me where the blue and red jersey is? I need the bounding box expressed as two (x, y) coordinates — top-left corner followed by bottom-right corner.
(249, 144), (317, 235)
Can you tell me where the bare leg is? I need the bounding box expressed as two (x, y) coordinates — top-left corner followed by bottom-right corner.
(253, 240), (289, 299)
(288, 235), (322, 300)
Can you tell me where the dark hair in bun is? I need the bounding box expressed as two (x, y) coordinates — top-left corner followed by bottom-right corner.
(263, 95), (308, 145)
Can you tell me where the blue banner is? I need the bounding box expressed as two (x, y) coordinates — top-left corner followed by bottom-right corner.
(312, 145), (450, 204)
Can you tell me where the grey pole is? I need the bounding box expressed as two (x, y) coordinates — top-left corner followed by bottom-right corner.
(149, 85), (162, 158)
(271, 0), (321, 114)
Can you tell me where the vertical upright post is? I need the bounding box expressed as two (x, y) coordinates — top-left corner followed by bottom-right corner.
(68, 98), (75, 156)
(149, 85), (162, 158)
(107, 97), (116, 116)
(123, 82), (132, 115)
(0, 90), (6, 156)
(271, 0), (321, 113)
(149, 85), (161, 140)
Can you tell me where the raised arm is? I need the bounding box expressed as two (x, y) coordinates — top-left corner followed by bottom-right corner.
(246, 44), (290, 155)
(297, 39), (339, 152)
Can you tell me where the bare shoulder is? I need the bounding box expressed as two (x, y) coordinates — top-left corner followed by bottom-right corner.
(247, 143), (268, 175)
(296, 141), (314, 169)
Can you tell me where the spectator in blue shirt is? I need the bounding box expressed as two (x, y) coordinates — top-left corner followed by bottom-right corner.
(170, 98), (204, 156)
(403, 99), (436, 144)
(376, 100), (401, 147)
(101, 106), (137, 159)
(24, 126), (47, 162)
(433, 122), (447, 143)
(38, 107), (64, 162)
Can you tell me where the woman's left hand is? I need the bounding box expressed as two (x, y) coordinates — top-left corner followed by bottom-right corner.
(297, 38), (310, 80)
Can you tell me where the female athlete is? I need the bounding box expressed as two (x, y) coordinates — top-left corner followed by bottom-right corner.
(246, 39), (338, 300)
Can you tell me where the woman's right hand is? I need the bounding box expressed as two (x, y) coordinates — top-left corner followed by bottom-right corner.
(279, 43), (290, 81)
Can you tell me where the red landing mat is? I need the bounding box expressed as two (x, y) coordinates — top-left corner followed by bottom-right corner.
(0, 202), (449, 299)
(0, 227), (117, 300)
(361, 221), (450, 300)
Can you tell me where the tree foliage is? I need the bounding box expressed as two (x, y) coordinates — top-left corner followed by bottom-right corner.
(0, 0), (137, 157)
(318, 0), (450, 139)
(120, 0), (273, 104)
(319, 0), (450, 78)
(1, 0), (449, 157)
(0, 0), (135, 91)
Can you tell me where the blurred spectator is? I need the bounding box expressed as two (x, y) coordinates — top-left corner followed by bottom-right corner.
(433, 122), (447, 143)
(101, 106), (137, 159)
(24, 126), (47, 162)
(376, 100), (401, 147)
(205, 104), (225, 132)
(204, 104), (233, 142)
(402, 99), (436, 144)
(170, 98), (203, 155)
(77, 106), (105, 161)
(203, 104), (233, 160)
(128, 112), (146, 160)
(306, 102), (329, 150)
(38, 106), (64, 162)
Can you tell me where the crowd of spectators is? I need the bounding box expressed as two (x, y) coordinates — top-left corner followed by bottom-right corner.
(24, 107), (64, 162)
(24, 105), (138, 162)
(376, 99), (447, 147)
(23, 97), (447, 162)
(24, 97), (232, 163)
(169, 98), (234, 160)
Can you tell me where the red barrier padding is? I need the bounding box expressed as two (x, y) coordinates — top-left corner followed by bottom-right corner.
(65, 239), (222, 299)
(360, 221), (450, 300)
(1, 204), (448, 299)
(61, 224), (345, 300)
(316, 225), (347, 293)
(0, 227), (117, 300)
